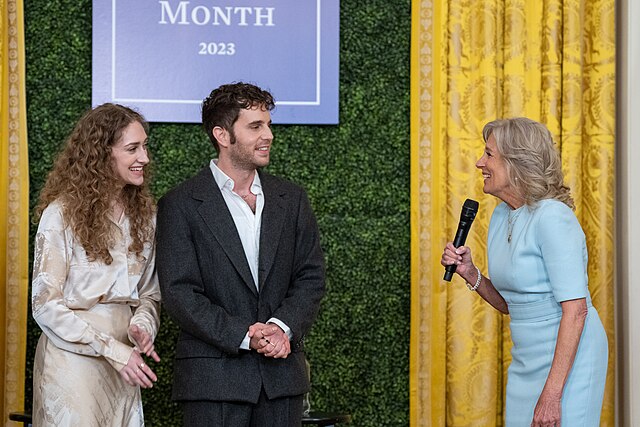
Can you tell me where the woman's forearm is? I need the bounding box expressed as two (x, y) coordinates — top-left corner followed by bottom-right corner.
(465, 268), (509, 314)
(542, 298), (588, 395)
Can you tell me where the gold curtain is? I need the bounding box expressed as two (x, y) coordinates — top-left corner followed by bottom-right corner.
(1, 0), (29, 423)
(410, 0), (615, 425)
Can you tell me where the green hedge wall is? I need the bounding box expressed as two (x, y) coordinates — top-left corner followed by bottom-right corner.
(24, 1), (411, 426)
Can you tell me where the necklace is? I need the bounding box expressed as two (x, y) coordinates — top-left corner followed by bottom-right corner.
(507, 208), (522, 243)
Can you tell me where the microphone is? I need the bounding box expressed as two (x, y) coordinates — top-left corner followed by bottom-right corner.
(443, 198), (479, 281)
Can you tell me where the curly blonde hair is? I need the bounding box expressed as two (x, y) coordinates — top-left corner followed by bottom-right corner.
(35, 103), (155, 264)
(482, 117), (575, 209)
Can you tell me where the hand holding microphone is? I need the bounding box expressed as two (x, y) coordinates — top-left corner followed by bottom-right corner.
(443, 199), (479, 281)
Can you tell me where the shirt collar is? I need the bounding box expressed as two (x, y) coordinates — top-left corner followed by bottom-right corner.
(209, 159), (262, 193)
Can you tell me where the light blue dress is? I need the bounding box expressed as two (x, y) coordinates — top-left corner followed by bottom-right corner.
(487, 199), (608, 426)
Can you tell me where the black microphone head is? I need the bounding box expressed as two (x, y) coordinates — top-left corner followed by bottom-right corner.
(460, 198), (479, 221)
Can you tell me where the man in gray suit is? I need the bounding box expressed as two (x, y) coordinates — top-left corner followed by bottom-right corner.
(156, 82), (326, 426)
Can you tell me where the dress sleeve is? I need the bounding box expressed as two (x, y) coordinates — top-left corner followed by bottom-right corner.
(129, 238), (161, 342)
(31, 204), (133, 371)
(537, 202), (589, 302)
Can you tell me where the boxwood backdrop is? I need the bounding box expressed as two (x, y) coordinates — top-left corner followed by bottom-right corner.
(23, 1), (411, 426)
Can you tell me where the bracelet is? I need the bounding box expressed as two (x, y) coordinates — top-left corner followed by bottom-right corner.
(465, 266), (482, 291)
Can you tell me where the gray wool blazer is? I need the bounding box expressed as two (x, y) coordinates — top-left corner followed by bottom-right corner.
(156, 166), (325, 404)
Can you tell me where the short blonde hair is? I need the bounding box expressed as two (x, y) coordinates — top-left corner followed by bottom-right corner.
(482, 117), (574, 209)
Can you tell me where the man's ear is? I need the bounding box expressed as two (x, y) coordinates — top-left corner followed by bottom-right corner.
(212, 126), (229, 149)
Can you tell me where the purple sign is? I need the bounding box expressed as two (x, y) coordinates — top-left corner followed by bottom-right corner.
(92, 1), (339, 124)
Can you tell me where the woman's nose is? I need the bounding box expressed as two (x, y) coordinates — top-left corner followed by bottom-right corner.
(139, 147), (150, 164)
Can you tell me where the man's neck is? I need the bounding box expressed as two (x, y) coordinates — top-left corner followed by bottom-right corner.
(216, 158), (256, 192)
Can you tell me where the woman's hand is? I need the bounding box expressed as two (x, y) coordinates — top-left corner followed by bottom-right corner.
(531, 388), (562, 427)
(129, 324), (160, 362)
(118, 349), (158, 388)
(440, 242), (475, 281)
(441, 242), (509, 313)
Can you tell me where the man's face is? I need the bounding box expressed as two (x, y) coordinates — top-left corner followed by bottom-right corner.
(226, 106), (273, 171)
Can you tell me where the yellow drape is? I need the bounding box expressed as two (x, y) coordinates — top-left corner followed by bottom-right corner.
(410, 0), (615, 425)
(1, 0), (29, 423)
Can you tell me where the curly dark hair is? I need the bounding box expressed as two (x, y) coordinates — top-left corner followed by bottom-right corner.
(35, 103), (155, 264)
(202, 82), (275, 152)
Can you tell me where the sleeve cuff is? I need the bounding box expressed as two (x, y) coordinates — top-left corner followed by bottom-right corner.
(267, 318), (292, 340)
(240, 332), (251, 350)
(103, 340), (134, 372)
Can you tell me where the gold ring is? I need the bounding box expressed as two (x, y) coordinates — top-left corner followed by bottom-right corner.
(140, 363), (145, 368)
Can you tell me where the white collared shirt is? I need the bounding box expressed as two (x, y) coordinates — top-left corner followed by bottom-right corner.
(209, 160), (291, 348)
(210, 160), (263, 288)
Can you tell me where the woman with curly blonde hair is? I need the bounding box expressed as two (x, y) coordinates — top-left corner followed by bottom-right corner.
(31, 103), (161, 427)
(441, 118), (607, 426)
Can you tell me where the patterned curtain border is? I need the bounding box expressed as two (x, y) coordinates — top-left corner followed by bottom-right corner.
(1, 0), (29, 422)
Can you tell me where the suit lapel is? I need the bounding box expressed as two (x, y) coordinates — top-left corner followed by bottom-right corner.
(192, 167), (258, 296)
(258, 173), (286, 291)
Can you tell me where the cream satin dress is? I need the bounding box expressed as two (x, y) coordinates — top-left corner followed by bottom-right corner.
(31, 201), (161, 427)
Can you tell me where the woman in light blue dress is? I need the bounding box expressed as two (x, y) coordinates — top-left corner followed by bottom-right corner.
(441, 118), (608, 426)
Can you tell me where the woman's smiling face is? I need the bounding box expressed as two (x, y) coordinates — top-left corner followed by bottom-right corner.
(111, 121), (149, 187)
(476, 134), (520, 208)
